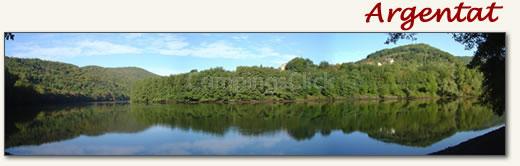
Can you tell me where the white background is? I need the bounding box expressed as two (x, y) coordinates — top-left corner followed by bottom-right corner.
(0, 0), (518, 165)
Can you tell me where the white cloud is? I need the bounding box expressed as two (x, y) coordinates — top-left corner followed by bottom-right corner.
(76, 40), (141, 55)
(7, 34), (299, 70)
(258, 47), (298, 65)
(122, 33), (144, 39)
(5, 127), (287, 155)
(155, 39), (248, 59)
(232, 34), (249, 41)
(272, 36), (283, 43)
(10, 40), (141, 59)
(154, 37), (298, 61)
(183, 41), (250, 59)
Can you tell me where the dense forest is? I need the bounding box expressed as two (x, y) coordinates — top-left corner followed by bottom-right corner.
(4, 57), (158, 107)
(130, 44), (484, 103)
(4, 44), (484, 105)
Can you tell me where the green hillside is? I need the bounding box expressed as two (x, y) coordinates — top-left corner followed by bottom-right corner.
(5, 57), (158, 106)
(359, 44), (473, 65)
(358, 43), (461, 65)
(131, 44), (484, 103)
(456, 56), (474, 65)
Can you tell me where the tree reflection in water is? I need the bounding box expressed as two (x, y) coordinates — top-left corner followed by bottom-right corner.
(5, 99), (503, 148)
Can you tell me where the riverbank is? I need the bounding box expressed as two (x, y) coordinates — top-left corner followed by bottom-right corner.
(133, 95), (474, 105)
(431, 126), (505, 155)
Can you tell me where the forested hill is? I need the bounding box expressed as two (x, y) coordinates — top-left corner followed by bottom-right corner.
(5, 57), (158, 106)
(131, 44), (484, 103)
(359, 44), (461, 65)
(358, 43), (473, 65)
(456, 56), (474, 65)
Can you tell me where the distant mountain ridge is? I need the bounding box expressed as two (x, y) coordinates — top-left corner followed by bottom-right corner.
(4, 56), (158, 106)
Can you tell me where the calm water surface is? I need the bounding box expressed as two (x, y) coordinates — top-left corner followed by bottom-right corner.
(5, 99), (504, 155)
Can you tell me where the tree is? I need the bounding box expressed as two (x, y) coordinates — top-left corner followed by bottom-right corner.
(4, 32), (15, 40)
(385, 33), (505, 115)
(5, 57), (158, 105)
(455, 33), (505, 115)
(319, 61), (330, 69)
(285, 57), (316, 72)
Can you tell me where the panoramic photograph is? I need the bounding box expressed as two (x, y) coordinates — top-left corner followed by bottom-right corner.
(3, 32), (506, 155)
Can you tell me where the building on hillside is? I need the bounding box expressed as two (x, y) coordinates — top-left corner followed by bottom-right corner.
(279, 63), (287, 71)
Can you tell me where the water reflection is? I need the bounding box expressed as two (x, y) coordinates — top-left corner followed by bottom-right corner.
(5, 99), (504, 155)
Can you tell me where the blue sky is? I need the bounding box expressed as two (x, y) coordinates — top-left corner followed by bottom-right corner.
(4, 33), (475, 76)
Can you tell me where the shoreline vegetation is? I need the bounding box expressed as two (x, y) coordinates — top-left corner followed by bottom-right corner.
(134, 96), (475, 105)
(4, 96), (480, 111)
